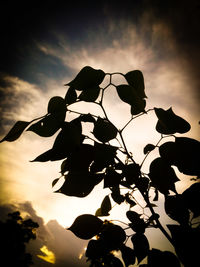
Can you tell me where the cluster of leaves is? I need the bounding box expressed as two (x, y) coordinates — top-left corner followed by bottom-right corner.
(1, 66), (200, 266)
(0, 211), (39, 266)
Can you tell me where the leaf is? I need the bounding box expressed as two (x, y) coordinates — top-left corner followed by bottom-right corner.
(86, 239), (108, 260)
(182, 182), (200, 217)
(60, 144), (94, 173)
(122, 163), (140, 186)
(148, 249), (180, 267)
(27, 113), (65, 137)
(167, 224), (200, 266)
(52, 177), (60, 188)
(125, 70), (147, 99)
(159, 137), (200, 176)
(56, 171), (103, 197)
(149, 157), (179, 194)
(0, 121), (31, 142)
(65, 87), (77, 105)
(126, 211), (146, 233)
(31, 120), (83, 162)
(130, 99), (146, 115)
(79, 85), (100, 102)
(131, 233), (149, 263)
(93, 117), (118, 143)
(31, 149), (55, 162)
(111, 186), (125, 204)
(154, 107), (191, 134)
(99, 223), (126, 250)
(47, 96), (66, 114)
(143, 144), (156, 154)
(120, 244), (136, 267)
(90, 142), (118, 172)
(164, 195), (189, 225)
(95, 195), (112, 216)
(68, 214), (103, 239)
(103, 168), (122, 188)
(79, 113), (96, 123)
(66, 66), (105, 91)
(125, 193), (136, 207)
(104, 255), (124, 267)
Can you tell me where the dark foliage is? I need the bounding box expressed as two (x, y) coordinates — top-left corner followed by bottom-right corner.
(0, 211), (39, 267)
(1, 66), (199, 266)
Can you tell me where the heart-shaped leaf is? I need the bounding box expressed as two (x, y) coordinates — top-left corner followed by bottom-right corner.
(47, 96), (66, 114)
(68, 214), (103, 239)
(66, 66), (105, 91)
(149, 157), (179, 194)
(93, 117), (118, 143)
(95, 195), (112, 216)
(154, 107), (191, 134)
(159, 137), (200, 176)
(131, 233), (149, 263)
(79, 85), (100, 102)
(125, 70), (147, 99)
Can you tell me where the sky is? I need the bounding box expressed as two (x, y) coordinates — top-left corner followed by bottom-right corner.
(0, 0), (200, 266)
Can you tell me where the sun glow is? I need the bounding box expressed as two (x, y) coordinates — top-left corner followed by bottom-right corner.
(37, 245), (56, 264)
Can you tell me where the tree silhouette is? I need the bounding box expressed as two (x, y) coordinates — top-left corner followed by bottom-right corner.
(1, 66), (200, 266)
(0, 211), (39, 266)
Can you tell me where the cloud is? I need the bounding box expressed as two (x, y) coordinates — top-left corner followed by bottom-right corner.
(0, 202), (89, 266)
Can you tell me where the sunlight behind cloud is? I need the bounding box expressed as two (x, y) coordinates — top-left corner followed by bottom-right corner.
(37, 245), (56, 264)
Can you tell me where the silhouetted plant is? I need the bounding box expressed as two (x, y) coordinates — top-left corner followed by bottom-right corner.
(1, 66), (200, 266)
(0, 211), (39, 266)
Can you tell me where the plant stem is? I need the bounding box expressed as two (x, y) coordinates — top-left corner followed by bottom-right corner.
(141, 191), (174, 245)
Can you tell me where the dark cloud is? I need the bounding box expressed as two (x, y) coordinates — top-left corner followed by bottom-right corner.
(0, 202), (89, 266)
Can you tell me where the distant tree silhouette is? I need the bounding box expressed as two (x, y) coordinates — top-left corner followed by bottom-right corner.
(1, 66), (200, 266)
(0, 211), (39, 267)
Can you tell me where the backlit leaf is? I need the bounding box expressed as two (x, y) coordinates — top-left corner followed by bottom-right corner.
(148, 249), (180, 267)
(68, 214), (103, 239)
(131, 233), (149, 263)
(143, 144), (156, 154)
(79, 85), (100, 102)
(103, 168), (122, 188)
(93, 117), (118, 143)
(159, 137), (200, 176)
(95, 195), (112, 217)
(125, 70), (147, 98)
(66, 66), (105, 91)
(27, 113), (65, 137)
(131, 99), (146, 115)
(99, 223), (126, 250)
(164, 195), (189, 225)
(149, 157), (179, 194)
(154, 107), (191, 134)
(52, 177), (60, 188)
(182, 182), (200, 217)
(126, 211), (146, 233)
(0, 121), (31, 142)
(47, 96), (66, 114)
(79, 113), (96, 123)
(120, 244), (136, 267)
(65, 87), (77, 105)
(56, 171), (103, 197)
(116, 84), (137, 105)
